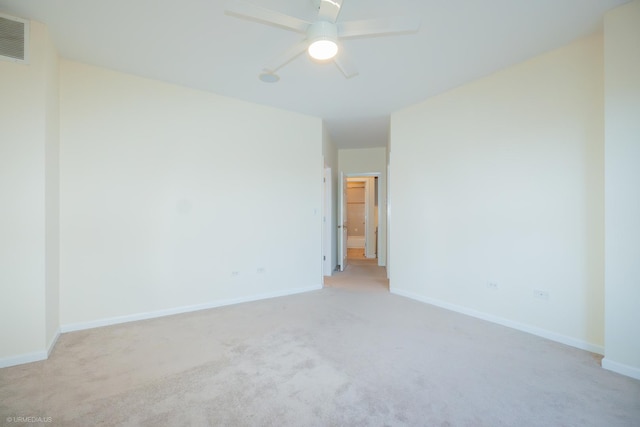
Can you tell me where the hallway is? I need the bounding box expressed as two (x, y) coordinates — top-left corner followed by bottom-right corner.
(323, 258), (388, 292)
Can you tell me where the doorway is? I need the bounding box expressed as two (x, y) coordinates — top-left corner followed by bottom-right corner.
(346, 177), (377, 261)
(338, 174), (380, 270)
(346, 180), (367, 260)
(328, 173), (387, 291)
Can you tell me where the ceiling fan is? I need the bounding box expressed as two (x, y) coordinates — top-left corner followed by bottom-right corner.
(225, 0), (420, 80)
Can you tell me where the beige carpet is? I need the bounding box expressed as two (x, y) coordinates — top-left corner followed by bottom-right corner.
(1, 263), (639, 426)
(324, 258), (388, 293)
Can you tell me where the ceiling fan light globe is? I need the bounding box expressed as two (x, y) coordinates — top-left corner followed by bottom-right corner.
(308, 39), (338, 60)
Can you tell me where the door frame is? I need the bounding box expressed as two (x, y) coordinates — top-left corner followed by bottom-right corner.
(338, 171), (348, 271)
(322, 166), (333, 276)
(342, 172), (382, 262)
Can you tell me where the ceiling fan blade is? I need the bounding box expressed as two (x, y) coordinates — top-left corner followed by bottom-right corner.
(337, 16), (421, 39)
(264, 40), (309, 73)
(225, 0), (310, 33)
(318, 0), (344, 23)
(334, 50), (359, 79)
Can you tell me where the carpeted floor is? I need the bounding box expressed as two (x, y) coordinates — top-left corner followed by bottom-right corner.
(1, 263), (639, 426)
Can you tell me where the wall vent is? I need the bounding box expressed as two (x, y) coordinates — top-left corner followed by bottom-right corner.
(0, 13), (29, 64)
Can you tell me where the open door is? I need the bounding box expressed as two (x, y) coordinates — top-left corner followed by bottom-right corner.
(338, 172), (348, 271)
(323, 167), (333, 276)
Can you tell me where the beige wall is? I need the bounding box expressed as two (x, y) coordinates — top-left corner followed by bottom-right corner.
(59, 61), (323, 328)
(603, 0), (640, 380)
(347, 182), (366, 237)
(390, 34), (605, 352)
(44, 20), (60, 354)
(0, 21), (59, 366)
(322, 124), (339, 273)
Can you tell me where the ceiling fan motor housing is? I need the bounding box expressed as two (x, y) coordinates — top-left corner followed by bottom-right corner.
(307, 20), (338, 44)
(307, 20), (339, 60)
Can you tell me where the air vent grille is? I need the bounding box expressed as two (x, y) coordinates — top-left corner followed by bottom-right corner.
(0, 13), (29, 63)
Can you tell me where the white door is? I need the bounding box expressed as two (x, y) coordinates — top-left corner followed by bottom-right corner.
(323, 167), (333, 276)
(338, 172), (348, 271)
(364, 176), (376, 259)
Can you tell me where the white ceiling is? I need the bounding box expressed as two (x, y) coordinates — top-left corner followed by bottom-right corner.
(0, 0), (628, 148)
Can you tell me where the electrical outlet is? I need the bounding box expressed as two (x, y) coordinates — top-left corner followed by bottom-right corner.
(487, 282), (498, 289)
(231, 271), (240, 277)
(257, 267), (266, 274)
(533, 289), (549, 300)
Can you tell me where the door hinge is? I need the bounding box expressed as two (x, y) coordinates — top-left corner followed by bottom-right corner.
(323, 256), (326, 260)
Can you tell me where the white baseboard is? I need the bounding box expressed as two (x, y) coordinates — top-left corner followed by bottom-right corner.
(61, 285), (322, 333)
(602, 358), (640, 381)
(390, 287), (605, 355)
(47, 328), (60, 356)
(0, 329), (62, 369)
(0, 350), (48, 369)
